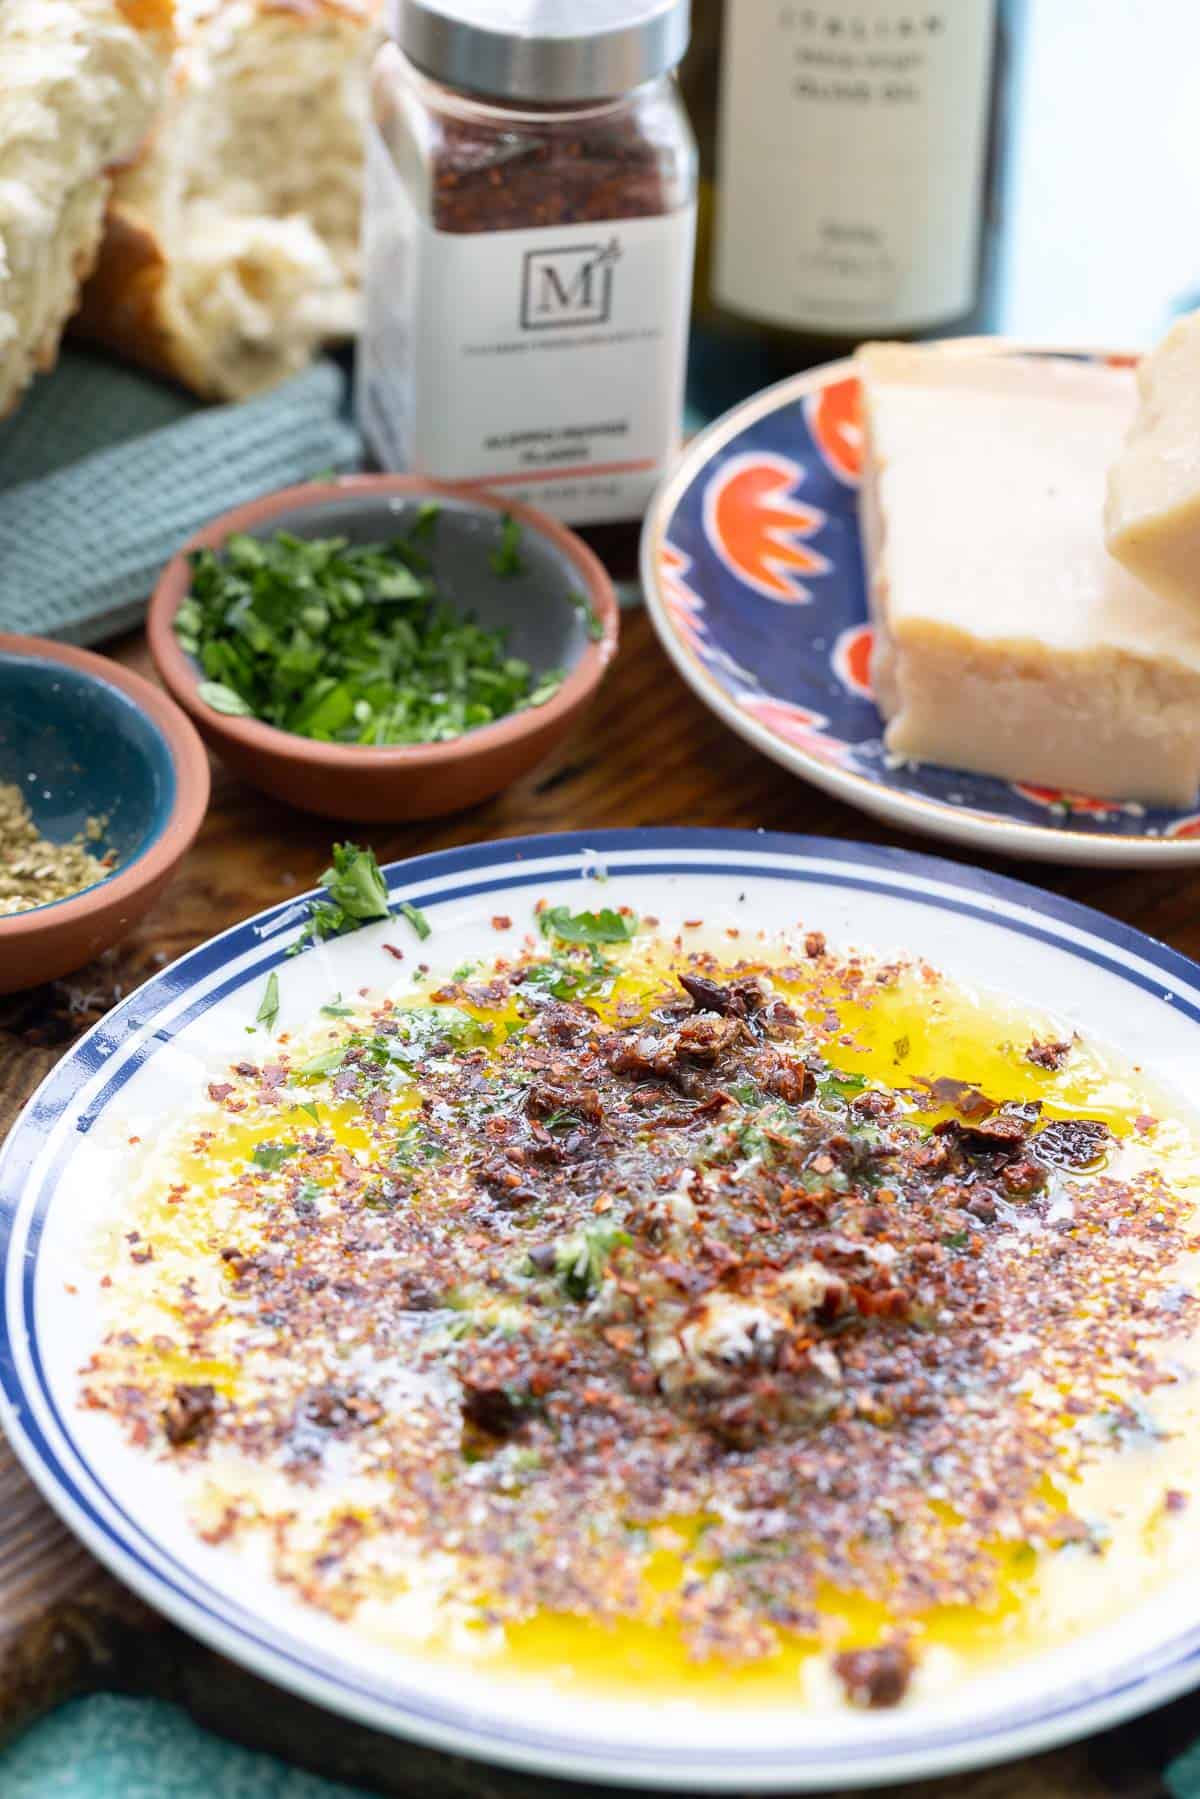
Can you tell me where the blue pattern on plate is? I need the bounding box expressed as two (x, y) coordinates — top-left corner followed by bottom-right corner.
(657, 356), (1200, 844)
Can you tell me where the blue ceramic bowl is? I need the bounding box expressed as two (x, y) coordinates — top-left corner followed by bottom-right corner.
(0, 636), (210, 993)
(0, 657), (174, 881)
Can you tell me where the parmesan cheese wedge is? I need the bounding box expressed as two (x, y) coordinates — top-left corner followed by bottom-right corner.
(1105, 312), (1200, 606)
(858, 343), (1200, 808)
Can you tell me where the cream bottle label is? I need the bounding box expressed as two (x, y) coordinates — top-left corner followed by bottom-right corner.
(712, 0), (997, 334)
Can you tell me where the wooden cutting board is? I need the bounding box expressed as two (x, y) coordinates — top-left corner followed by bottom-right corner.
(0, 616), (1193, 1797)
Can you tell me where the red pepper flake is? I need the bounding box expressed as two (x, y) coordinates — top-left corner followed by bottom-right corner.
(492, 915), (512, 931)
(851, 1284), (910, 1319)
(382, 944), (405, 961)
(657, 1258), (709, 1294)
(683, 919), (703, 930)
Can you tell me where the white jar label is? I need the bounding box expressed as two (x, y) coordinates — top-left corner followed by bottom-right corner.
(712, 0), (997, 334)
(359, 123), (696, 526)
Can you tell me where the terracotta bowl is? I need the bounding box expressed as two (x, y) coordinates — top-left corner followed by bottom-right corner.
(147, 477), (620, 822)
(0, 636), (210, 995)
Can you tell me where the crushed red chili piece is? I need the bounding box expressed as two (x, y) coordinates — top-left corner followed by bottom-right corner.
(163, 1383), (216, 1447)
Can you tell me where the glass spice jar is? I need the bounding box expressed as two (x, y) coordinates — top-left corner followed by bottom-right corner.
(359, 0), (697, 553)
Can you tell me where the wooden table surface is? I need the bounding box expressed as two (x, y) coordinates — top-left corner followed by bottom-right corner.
(0, 608), (1194, 1797)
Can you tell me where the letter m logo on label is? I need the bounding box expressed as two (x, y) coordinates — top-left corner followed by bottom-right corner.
(521, 238), (620, 329)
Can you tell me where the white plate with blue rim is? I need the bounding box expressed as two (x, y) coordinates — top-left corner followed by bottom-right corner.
(642, 342), (1200, 867)
(4, 827), (1200, 1790)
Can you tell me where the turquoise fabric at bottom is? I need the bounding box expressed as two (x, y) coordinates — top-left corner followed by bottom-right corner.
(1169, 1740), (1200, 1798)
(1, 1695), (373, 1798)
(8, 1686), (1200, 1797)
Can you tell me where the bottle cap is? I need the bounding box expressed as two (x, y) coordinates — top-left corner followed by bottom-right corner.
(393, 0), (691, 103)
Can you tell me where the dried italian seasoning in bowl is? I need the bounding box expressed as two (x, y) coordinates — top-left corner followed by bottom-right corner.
(0, 782), (114, 916)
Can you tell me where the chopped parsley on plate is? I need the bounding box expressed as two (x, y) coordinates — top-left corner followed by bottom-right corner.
(290, 842), (391, 956)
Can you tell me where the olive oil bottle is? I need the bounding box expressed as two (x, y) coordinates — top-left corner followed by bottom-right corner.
(683, 0), (1020, 415)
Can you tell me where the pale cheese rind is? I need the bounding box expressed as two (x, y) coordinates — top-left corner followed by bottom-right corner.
(858, 343), (1200, 808)
(1105, 311), (1200, 606)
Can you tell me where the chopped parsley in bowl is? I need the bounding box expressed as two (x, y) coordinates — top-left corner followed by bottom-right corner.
(175, 520), (570, 746)
(148, 477), (618, 822)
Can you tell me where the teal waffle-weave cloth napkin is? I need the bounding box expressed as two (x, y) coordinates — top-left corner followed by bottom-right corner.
(0, 350), (360, 647)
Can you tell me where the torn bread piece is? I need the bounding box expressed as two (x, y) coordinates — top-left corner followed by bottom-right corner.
(858, 343), (1200, 808)
(0, 0), (172, 416)
(74, 0), (379, 401)
(1105, 311), (1200, 606)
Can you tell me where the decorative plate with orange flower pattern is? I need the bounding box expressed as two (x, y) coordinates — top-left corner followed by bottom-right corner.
(643, 346), (1200, 866)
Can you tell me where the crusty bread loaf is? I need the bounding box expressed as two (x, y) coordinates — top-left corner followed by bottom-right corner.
(76, 0), (379, 401)
(0, 0), (173, 416)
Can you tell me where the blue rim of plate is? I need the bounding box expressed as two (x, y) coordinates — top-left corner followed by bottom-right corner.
(642, 342), (1200, 867)
(4, 827), (1200, 1790)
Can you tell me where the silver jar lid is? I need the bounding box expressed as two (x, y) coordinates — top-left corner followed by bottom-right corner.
(392, 0), (691, 103)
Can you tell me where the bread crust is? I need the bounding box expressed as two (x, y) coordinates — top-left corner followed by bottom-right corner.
(72, 201), (212, 394)
(0, 228), (103, 419)
(0, 1), (173, 416)
(115, 0), (176, 37)
(75, 0), (376, 398)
